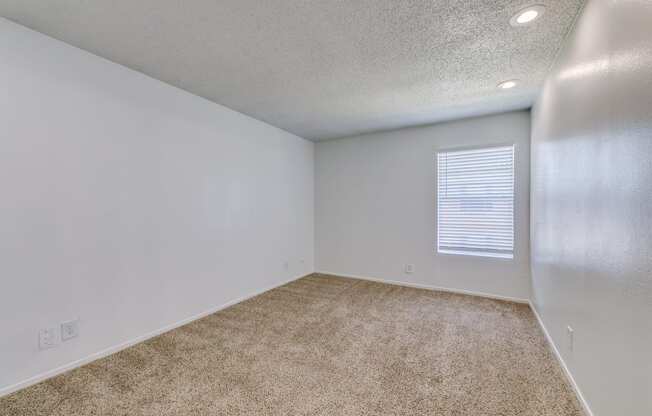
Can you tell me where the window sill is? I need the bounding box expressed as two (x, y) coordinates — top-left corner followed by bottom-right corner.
(437, 249), (514, 260)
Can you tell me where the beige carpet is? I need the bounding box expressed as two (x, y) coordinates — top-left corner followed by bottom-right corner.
(1, 274), (583, 415)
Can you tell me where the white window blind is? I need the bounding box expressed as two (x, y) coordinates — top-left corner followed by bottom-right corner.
(437, 145), (514, 259)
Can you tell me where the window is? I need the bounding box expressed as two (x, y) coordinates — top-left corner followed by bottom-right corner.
(437, 145), (514, 259)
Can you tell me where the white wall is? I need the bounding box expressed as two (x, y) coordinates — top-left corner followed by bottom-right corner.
(530, 0), (652, 415)
(0, 18), (314, 395)
(315, 111), (531, 301)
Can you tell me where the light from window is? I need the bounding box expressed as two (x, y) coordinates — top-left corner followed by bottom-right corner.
(437, 145), (514, 259)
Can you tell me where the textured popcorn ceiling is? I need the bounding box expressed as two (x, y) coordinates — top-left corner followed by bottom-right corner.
(0, 0), (584, 140)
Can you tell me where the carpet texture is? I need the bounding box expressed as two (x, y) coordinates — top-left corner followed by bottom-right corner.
(1, 274), (583, 415)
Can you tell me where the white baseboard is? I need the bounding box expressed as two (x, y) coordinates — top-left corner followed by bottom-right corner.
(0, 273), (309, 398)
(315, 270), (530, 304)
(529, 301), (594, 416)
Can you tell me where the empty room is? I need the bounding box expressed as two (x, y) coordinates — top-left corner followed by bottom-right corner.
(1, 1), (650, 415)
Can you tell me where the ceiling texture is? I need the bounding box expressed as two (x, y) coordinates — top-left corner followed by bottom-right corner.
(0, 0), (584, 140)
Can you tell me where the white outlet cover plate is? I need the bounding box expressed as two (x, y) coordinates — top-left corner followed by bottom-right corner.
(61, 319), (79, 341)
(39, 328), (58, 350)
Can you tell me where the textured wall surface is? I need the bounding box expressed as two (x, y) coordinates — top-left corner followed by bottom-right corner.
(0, 18), (314, 394)
(316, 111), (531, 300)
(530, 0), (652, 415)
(0, 0), (584, 140)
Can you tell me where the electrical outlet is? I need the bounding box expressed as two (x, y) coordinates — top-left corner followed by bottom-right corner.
(61, 319), (79, 341)
(39, 328), (58, 350)
(567, 325), (574, 352)
(405, 264), (415, 274)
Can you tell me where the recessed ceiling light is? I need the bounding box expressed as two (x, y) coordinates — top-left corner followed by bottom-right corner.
(510, 5), (546, 27)
(497, 80), (519, 89)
